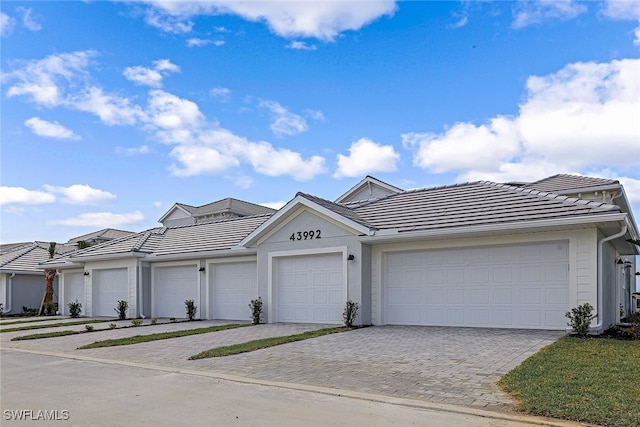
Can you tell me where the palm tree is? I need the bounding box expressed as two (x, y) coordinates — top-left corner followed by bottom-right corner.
(42, 242), (57, 307)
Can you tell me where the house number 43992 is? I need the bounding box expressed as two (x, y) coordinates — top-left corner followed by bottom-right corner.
(289, 230), (322, 241)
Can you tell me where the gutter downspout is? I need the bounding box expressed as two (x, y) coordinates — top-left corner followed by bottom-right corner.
(138, 261), (146, 319)
(595, 223), (627, 332)
(4, 273), (15, 314)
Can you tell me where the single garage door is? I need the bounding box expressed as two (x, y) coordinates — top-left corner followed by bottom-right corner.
(93, 268), (128, 317)
(155, 265), (198, 318)
(211, 262), (256, 320)
(64, 272), (84, 316)
(383, 241), (569, 329)
(276, 253), (344, 324)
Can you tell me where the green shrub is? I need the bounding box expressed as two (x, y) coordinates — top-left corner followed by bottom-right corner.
(249, 297), (263, 325)
(185, 299), (198, 321)
(67, 300), (82, 318)
(170, 317), (177, 322)
(85, 324), (94, 332)
(22, 306), (37, 316)
(114, 300), (128, 320)
(343, 300), (359, 328)
(0, 302), (4, 316)
(42, 302), (57, 316)
(565, 302), (596, 337)
(131, 319), (143, 326)
(150, 318), (158, 325)
(109, 323), (117, 329)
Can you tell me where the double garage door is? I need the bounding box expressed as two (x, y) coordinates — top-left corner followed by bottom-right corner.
(383, 241), (569, 329)
(275, 253), (344, 324)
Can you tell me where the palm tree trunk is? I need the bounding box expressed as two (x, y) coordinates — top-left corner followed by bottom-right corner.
(44, 269), (56, 303)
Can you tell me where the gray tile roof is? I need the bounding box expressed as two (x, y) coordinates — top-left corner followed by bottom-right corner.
(66, 228), (135, 244)
(191, 198), (276, 219)
(47, 214), (272, 262)
(296, 192), (377, 229)
(1, 242), (77, 272)
(524, 174), (619, 193)
(351, 181), (621, 233)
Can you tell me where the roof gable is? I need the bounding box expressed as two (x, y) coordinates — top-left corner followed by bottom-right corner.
(524, 174), (620, 193)
(335, 176), (403, 203)
(240, 194), (373, 247)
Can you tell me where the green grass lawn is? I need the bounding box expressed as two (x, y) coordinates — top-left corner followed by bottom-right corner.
(0, 319), (113, 333)
(189, 327), (350, 359)
(498, 336), (640, 427)
(0, 317), (63, 325)
(11, 330), (79, 340)
(77, 323), (251, 349)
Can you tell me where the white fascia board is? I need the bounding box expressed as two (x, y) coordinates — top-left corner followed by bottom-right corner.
(67, 251), (147, 263)
(361, 213), (629, 242)
(0, 269), (46, 275)
(35, 261), (84, 270)
(554, 184), (621, 195)
(240, 195), (371, 247)
(145, 248), (257, 262)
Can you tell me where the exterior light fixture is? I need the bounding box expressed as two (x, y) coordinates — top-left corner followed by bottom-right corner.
(83, 271), (90, 276)
(199, 267), (206, 272)
(347, 254), (355, 261)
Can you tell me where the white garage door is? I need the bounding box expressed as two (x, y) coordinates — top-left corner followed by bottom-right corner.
(64, 272), (84, 316)
(383, 241), (569, 329)
(93, 268), (128, 317)
(276, 253), (344, 324)
(211, 262), (256, 320)
(155, 265), (198, 318)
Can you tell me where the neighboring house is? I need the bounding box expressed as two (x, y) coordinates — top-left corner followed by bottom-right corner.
(42, 175), (639, 333)
(67, 228), (135, 247)
(159, 198), (276, 227)
(1, 229), (135, 315)
(0, 242), (76, 314)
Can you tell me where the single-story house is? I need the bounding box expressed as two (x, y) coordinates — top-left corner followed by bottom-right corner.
(1, 229), (134, 315)
(40, 175), (639, 333)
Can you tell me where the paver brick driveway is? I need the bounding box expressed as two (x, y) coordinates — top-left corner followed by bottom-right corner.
(2, 321), (563, 410)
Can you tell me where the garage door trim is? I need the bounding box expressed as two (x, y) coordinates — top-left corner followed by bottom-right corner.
(268, 247), (348, 323)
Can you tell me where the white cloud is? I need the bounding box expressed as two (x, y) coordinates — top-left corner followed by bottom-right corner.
(334, 138), (399, 178)
(259, 100), (308, 136)
(49, 211), (144, 227)
(234, 175), (253, 189)
(187, 37), (212, 47)
(210, 86), (231, 101)
(0, 186), (55, 205)
(402, 117), (520, 173)
(115, 145), (152, 156)
(123, 59), (180, 87)
(146, 89), (204, 131)
(123, 66), (163, 87)
(3, 50), (95, 107)
(18, 7), (41, 31)
(404, 58), (640, 187)
(305, 109), (326, 122)
(42, 184), (116, 205)
(240, 141), (326, 180)
(71, 86), (145, 126)
(135, 0), (397, 41)
(512, 0), (587, 28)
(287, 41), (317, 50)
(0, 12), (15, 37)
(601, 0), (640, 45)
(169, 145), (240, 176)
(24, 117), (80, 140)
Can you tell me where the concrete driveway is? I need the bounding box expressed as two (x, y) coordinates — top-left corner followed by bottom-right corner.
(1, 319), (563, 411)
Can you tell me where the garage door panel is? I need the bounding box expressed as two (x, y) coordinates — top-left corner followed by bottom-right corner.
(212, 262), (256, 320)
(276, 253), (343, 324)
(384, 242), (569, 329)
(93, 268), (128, 317)
(156, 265), (198, 318)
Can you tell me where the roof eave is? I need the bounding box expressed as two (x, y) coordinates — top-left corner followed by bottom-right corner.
(67, 251), (148, 263)
(145, 247), (257, 262)
(361, 213), (630, 243)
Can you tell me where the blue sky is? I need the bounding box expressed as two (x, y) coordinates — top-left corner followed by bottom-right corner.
(1, 0), (639, 244)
